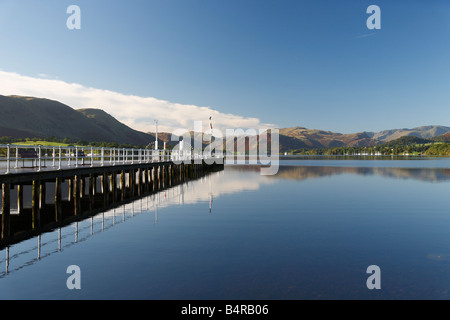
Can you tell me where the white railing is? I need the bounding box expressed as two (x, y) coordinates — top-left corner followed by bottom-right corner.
(0, 144), (223, 174)
(0, 145), (163, 174)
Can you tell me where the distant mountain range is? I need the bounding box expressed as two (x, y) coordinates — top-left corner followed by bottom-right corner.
(0, 95), (449, 151)
(278, 125), (450, 151)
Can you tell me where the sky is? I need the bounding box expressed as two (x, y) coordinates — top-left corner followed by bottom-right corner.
(0, 0), (450, 134)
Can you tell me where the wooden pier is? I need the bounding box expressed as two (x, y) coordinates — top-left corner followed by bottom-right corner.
(0, 159), (224, 247)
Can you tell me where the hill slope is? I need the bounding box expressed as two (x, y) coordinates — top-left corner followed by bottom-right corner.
(0, 95), (155, 145)
(432, 132), (450, 142)
(77, 108), (157, 145)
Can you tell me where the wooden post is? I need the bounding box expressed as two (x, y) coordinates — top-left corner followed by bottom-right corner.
(102, 172), (109, 206)
(121, 170), (126, 201)
(138, 168), (142, 196)
(156, 166), (160, 190)
(55, 178), (62, 222)
(74, 175), (80, 215)
(129, 169), (135, 197)
(89, 174), (95, 211)
(2, 184), (11, 239)
(110, 172), (116, 203)
(152, 167), (156, 192)
(32, 180), (40, 229)
(92, 174), (97, 195)
(68, 178), (73, 202)
(40, 181), (46, 209)
(80, 176), (85, 198)
(162, 165), (166, 189)
(144, 168), (149, 193)
(17, 184), (24, 214)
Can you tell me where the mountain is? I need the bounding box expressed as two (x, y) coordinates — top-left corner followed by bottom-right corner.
(378, 136), (431, 147)
(0, 95), (158, 146)
(1, 95), (449, 151)
(431, 132), (450, 143)
(279, 125), (450, 151)
(370, 125), (450, 143)
(280, 127), (376, 149)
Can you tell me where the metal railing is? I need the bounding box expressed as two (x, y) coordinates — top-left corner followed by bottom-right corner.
(0, 144), (223, 174)
(0, 145), (164, 174)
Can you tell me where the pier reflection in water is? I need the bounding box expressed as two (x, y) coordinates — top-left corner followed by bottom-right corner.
(1, 189), (187, 278)
(0, 163), (224, 278)
(2, 164), (450, 279)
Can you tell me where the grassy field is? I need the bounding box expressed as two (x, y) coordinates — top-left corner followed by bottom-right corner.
(12, 141), (74, 147)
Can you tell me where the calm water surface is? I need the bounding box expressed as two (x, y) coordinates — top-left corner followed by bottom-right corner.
(1, 158), (450, 300)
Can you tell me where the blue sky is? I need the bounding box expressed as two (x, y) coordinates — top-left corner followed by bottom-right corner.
(0, 0), (450, 133)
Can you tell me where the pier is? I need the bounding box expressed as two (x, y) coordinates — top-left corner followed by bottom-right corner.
(0, 144), (224, 247)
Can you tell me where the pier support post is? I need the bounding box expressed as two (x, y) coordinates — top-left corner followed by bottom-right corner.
(32, 180), (40, 229)
(121, 170), (126, 201)
(157, 166), (162, 190)
(111, 172), (117, 203)
(163, 165), (167, 188)
(2, 183), (11, 239)
(17, 184), (24, 214)
(68, 178), (73, 202)
(40, 181), (46, 209)
(144, 168), (149, 193)
(152, 167), (156, 192)
(89, 174), (95, 211)
(55, 178), (62, 222)
(138, 168), (142, 196)
(102, 172), (109, 206)
(80, 176), (85, 198)
(129, 169), (135, 197)
(74, 175), (81, 215)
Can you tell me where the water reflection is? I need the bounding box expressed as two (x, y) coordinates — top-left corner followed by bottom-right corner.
(1, 162), (450, 299)
(0, 180), (212, 278)
(3, 164), (450, 277)
(228, 165), (450, 183)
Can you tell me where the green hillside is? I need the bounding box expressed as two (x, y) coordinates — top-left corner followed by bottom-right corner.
(0, 95), (156, 146)
(378, 136), (431, 147)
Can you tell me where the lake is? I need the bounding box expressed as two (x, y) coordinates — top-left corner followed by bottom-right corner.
(1, 157), (450, 300)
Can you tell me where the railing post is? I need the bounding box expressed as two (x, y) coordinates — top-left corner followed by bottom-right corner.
(91, 147), (94, 167)
(6, 144), (11, 174)
(58, 146), (62, 170)
(75, 146), (78, 168)
(123, 148), (126, 164)
(68, 147), (71, 167)
(38, 145), (42, 172)
(101, 147), (105, 166)
(14, 146), (18, 169)
(52, 147), (56, 167)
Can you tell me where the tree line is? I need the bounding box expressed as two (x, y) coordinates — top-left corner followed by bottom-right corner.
(288, 143), (450, 156)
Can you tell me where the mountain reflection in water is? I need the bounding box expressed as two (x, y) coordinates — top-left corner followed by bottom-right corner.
(227, 165), (450, 183)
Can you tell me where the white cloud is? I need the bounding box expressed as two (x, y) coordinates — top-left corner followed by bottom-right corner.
(0, 70), (276, 134)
